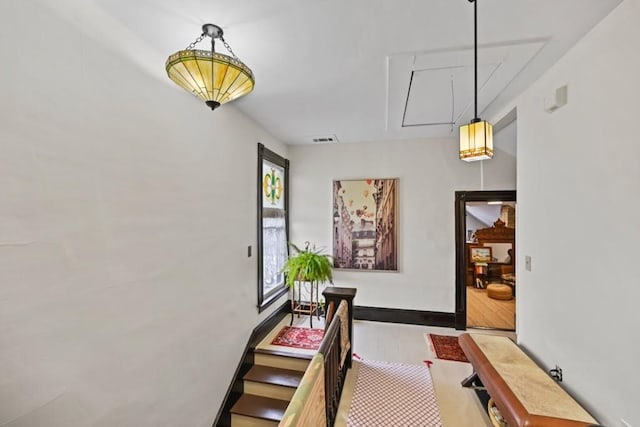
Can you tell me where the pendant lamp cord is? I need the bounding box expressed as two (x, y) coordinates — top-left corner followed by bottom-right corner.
(473, 0), (478, 120)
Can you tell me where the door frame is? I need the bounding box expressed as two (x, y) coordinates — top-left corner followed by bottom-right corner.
(454, 190), (517, 330)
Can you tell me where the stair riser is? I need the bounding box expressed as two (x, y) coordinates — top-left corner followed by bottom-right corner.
(254, 353), (309, 372)
(231, 414), (279, 427)
(244, 381), (296, 401)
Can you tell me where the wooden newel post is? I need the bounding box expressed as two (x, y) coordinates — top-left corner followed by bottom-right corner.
(322, 286), (357, 368)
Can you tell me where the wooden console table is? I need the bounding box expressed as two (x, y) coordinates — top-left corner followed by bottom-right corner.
(459, 333), (601, 427)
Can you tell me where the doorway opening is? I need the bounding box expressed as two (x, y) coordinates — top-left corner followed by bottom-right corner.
(455, 190), (516, 330)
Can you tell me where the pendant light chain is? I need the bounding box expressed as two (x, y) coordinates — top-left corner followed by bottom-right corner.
(220, 36), (239, 60)
(186, 33), (207, 50)
(183, 32), (238, 60)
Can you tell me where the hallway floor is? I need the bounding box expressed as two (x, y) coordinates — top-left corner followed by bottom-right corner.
(260, 315), (515, 426)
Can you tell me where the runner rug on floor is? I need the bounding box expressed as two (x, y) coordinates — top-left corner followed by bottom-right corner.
(270, 326), (324, 350)
(347, 360), (443, 427)
(426, 334), (469, 363)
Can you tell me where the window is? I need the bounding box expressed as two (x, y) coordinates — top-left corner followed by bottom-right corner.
(257, 143), (289, 311)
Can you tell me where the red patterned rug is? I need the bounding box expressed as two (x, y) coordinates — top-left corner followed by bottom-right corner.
(271, 326), (324, 350)
(427, 334), (469, 363)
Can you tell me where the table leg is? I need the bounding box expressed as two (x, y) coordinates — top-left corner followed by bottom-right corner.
(290, 284), (294, 326)
(309, 282), (313, 328)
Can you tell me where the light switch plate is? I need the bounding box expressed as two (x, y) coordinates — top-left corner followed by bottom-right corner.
(525, 255), (532, 272)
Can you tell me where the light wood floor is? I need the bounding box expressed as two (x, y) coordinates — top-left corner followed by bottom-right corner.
(467, 286), (515, 330)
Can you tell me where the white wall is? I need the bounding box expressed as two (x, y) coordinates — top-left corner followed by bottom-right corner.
(485, 120), (517, 188)
(466, 205), (502, 229)
(515, 0), (639, 425)
(289, 136), (515, 312)
(466, 213), (489, 239)
(0, 2), (287, 426)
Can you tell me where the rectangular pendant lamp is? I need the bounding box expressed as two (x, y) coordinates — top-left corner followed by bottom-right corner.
(459, 0), (493, 162)
(460, 119), (493, 161)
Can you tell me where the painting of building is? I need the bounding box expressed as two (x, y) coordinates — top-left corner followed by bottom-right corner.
(374, 179), (397, 270)
(333, 179), (398, 271)
(332, 181), (353, 268)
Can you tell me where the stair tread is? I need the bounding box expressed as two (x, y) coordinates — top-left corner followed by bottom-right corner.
(253, 347), (314, 360)
(230, 394), (289, 422)
(244, 365), (304, 388)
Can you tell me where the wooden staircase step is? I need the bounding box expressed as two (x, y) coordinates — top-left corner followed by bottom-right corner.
(244, 365), (304, 388)
(253, 348), (312, 372)
(253, 348), (315, 359)
(230, 394), (289, 425)
(231, 414), (278, 427)
(243, 365), (305, 401)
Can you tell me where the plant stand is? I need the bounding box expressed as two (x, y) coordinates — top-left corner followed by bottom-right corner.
(290, 281), (321, 328)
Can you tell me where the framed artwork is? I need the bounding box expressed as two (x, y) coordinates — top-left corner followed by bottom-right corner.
(333, 178), (398, 271)
(470, 246), (492, 263)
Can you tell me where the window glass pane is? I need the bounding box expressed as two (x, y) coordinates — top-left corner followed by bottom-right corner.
(262, 160), (285, 210)
(262, 209), (287, 296)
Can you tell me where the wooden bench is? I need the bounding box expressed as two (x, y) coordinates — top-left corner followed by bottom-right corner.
(459, 333), (601, 427)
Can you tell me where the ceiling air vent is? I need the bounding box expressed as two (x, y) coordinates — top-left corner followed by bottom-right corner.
(310, 134), (339, 143)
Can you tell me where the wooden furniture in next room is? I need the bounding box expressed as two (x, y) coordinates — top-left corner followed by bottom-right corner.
(459, 333), (601, 427)
(502, 273), (516, 296)
(475, 219), (515, 284)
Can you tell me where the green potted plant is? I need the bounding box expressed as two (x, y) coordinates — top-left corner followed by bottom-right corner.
(282, 241), (333, 288)
(281, 241), (333, 327)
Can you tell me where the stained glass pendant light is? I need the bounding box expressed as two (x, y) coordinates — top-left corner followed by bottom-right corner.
(166, 24), (254, 110)
(459, 0), (493, 161)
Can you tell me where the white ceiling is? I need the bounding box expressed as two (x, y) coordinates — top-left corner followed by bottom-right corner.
(44, 0), (621, 145)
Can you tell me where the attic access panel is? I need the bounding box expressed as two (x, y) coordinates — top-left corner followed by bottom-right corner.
(402, 63), (499, 128)
(387, 41), (546, 134)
